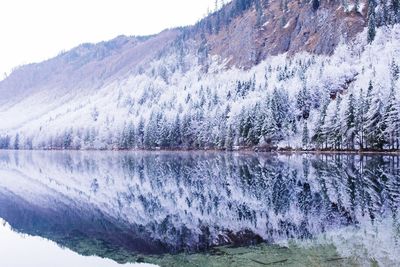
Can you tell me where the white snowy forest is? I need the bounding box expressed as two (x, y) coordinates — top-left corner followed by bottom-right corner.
(0, 0), (400, 151)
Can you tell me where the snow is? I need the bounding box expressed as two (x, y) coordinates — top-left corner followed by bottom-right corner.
(283, 21), (290, 29)
(0, 23), (399, 150)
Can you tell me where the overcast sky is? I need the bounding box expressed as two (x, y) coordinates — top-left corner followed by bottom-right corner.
(0, 0), (220, 78)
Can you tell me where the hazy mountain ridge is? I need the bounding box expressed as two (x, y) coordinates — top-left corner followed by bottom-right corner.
(0, 30), (179, 105)
(0, 0), (399, 151)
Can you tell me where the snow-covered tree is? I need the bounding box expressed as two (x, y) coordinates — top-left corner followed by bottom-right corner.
(368, 0), (377, 43)
(383, 86), (400, 149)
(365, 86), (385, 149)
(342, 92), (357, 149)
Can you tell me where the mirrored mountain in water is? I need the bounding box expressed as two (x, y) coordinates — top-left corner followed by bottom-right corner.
(0, 151), (399, 263)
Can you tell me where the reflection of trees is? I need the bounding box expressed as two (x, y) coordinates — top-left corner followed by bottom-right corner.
(0, 151), (399, 256)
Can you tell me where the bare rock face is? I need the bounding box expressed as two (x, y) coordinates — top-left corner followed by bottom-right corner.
(201, 0), (367, 68)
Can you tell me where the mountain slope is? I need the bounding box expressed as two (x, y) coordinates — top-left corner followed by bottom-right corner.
(190, 0), (367, 67)
(0, 0), (399, 151)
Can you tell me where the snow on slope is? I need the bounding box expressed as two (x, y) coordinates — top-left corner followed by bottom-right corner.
(0, 24), (399, 150)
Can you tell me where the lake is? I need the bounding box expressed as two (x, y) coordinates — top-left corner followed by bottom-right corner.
(0, 151), (399, 266)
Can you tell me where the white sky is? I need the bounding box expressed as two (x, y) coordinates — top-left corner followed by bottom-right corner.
(0, 0), (220, 78)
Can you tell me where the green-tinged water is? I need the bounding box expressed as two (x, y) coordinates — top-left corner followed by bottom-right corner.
(0, 151), (399, 266)
(147, 243), (353, 267)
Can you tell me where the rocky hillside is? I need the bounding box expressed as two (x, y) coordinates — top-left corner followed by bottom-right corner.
(0, 0), (399, 151)
(189, 0), (367, 68)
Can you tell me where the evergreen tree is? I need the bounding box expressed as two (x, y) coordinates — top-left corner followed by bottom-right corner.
(119, 123), (129, 149)
(332, 96), (343, 150)
(343, 93), (357, 149)
(367, 0), (377, 43)
(261, 107), (280, 145)
(383, 86), (400, 149)
(225, 124), (234, 150)
(0, 135), (10, 149)
(356, 89), (366, 150)
(361, 81), (374, 148)
(170, 114), (182, 148)
(158, 115), (170, 148)
(271, 87), (289, 130)
(144, 112), (158, 148)
(302, 121), (309, 149)
(390, 59), (399, 82)
(296, 85), (311, 119)
(181, 114), (193, 148)
(323, 97), (342, 150)
(136, 117), (145, 149)
(127, 121), (135, 148)
(238, 108), (252, 145)
(392, 0), (400, 23)
(365, 88), (385, 149)
(14, 133), (20, 150)
(312, 102), (328, 149)
(312, 0), (320, 11)
(63, 128), (73, 149)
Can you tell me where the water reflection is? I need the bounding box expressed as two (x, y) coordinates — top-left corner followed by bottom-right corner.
(0, 151), (399, 264)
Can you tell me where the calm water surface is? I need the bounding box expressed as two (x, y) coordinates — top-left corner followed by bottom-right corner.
(0, 151), (399, 266)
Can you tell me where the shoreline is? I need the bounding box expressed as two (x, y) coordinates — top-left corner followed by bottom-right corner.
(1, 148), (400, 155)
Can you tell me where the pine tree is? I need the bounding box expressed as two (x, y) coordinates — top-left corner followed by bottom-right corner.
(302, 121), (310, 149)
(383, 86), (400, 150)
(0, 135), (10, 149)
(136, 117), (145, 149)
(361, 81), (374, 148)
(181, 114), (193, 148)
(390, 59), (400, 82)
(170, 114), (182, 148)
(356, 89), (365, 150)
(120, 123), (129, 149)
(365, 87), (385, 149)
(261, 106), (280, 145)
(63, 128), (73, 149)
(246, 105), (260, 146)
(144, 112), (158, 148)
(312, 102), (328, 149)
(382, 1), (390, 25)
(127, 121), (135, 148)
(312, 0), (320, 11)
(225, 124), (234, 150)
(367, 0), (377, 43)
(13, 133), (19, 150)
(343, 93), (356, 149)
(323, 96), (342, 150)
(271, 87), (289, 130)
(332, 96), (343, 150)
(392, 0), (400, 23)
(296, 85), (311, 119)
